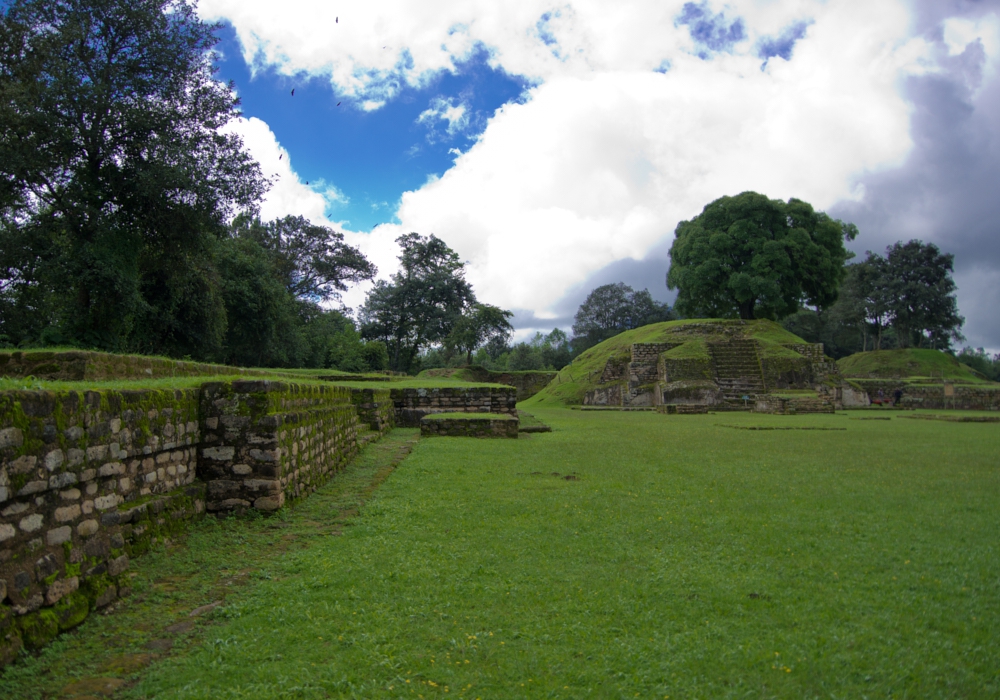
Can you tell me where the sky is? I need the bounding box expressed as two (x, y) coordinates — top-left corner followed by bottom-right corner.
(201, 0), (1000, 350)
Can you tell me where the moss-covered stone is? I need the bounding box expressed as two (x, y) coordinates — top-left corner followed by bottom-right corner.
(54, 591), (90, 631)
(17, 608), (59, 649)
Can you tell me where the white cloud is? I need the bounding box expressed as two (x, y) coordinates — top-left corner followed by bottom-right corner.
(417, 96), (470, 136)
(208, 1), (945, 320)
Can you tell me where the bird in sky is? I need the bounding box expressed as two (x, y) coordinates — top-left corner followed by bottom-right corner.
(279, 154), (283, 160)
(291, 88), (295, 96)
(336, 17), (338, 23)
(337, 102), (341, 106)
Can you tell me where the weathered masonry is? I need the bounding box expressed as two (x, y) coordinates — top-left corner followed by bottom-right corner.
(0, 376), (519, 664)
(0, 380), (394, 664)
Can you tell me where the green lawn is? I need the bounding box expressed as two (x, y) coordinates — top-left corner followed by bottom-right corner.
(4, 410), (998, 698)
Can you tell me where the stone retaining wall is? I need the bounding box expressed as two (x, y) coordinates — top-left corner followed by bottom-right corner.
(392, 387), (518, 427)
(420, 415), (518, 438)
(0, 387), (205, 663)
(348, 388), (395, 433)
(198, 381), (364, 514)
(848, 380), (1000, 410)
(0, 350), (276, 382)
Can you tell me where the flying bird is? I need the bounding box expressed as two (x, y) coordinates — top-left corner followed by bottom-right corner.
(291, 88), (295, 96)
(336, 17), (338, 23)
(337, 102), (341, 106)
(279, 154), (283, 160)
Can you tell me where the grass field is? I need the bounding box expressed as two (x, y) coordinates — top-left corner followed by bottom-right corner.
(2, 409), (998, 698)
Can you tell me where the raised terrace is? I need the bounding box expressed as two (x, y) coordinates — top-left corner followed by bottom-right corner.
(528, 319), (859, 413)
(0, 350), (518, 663)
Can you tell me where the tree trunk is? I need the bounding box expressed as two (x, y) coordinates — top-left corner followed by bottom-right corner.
(738, 300), (756, 320)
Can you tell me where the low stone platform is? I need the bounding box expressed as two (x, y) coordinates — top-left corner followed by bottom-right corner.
(420, 413), (519, 438)
(657, 404), (709, 415)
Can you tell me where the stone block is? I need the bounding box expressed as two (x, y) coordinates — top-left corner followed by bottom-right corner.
(202, 446), (234, 461)
(49, 472), (78, 489)
(0, 427), (23, 450)
(77, 519), (99, 537)
(107, 554), (129, 577)
(45, 575), (78, 605)
(54, 504), (81, 523)
(43, 449), (65, 472)
(19, 513), (44, 533)
(18, 480), (48, 496)
(46, 526), (72, 546)
(98, 461), (125, 477)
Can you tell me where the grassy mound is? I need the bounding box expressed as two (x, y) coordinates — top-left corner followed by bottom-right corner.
(837, 349), (987, 383)
(523, 319), (809, 407)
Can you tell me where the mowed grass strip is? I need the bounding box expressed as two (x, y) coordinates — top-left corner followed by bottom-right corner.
(123, 409), (999, 699)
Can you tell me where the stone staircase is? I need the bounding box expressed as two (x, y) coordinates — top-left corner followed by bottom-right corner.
(708, 340), (766, 402)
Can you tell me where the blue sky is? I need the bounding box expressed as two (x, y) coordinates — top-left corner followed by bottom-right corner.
(202, 0), (1000, 350)
(215, 25), (529, 231)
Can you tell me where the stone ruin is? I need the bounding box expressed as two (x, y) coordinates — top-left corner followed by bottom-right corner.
(583, 322), (867, 413)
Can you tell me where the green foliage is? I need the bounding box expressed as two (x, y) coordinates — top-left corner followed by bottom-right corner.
(462, 328), (572, 372)
(572, 282), (675, 353)
(445, 303), (514, 365)
(0, 0), (267, 351)
(228, 214), (375, 303)
(667, 192), (853, 320)
(360, 233), (475, 374)
(790, 241), (964, 354)
(837, 348), (986, 383)
(957, 347), (1000, 381)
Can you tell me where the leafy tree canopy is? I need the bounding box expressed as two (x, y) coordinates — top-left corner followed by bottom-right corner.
(445, 303), (514, 365)
(572, 282), (675, 352)
(359, 233), (475, 373)
(667, 192), (855, 320)
(230, 214), (375, 302)
(0, 0), (266, 351)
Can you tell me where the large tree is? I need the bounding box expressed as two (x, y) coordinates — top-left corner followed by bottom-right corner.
(882, 240), (963, 349)
(359, 233), (475, 373)
(572, 282), (674, 352)
(446, 303), (514, 366)
(667, 192), (856, 320)
(0, 0), (266, 352)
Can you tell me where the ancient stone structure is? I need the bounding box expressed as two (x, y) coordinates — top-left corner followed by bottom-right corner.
(420, 413), (519, 438)
(848, 380), (1000, 411)
(0, 370), (522, 662)
(0, 349), (276, 382)
(392, 387), (518, 427)
(0, 387), (207, 663)
(583, 322), (838, 412)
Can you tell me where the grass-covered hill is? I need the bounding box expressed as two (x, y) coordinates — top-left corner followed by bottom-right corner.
(837, 349), (989, 384)
(523, 319), (810, 407)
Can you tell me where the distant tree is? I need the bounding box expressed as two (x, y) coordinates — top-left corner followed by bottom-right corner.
(667, 192), (856, 320)
(446, 303), (514, 365)
(0, 0), (267, 352)
(882, 240), (963, 349)
(957, 347), (1000, 381)
(572, 282), (675, 352)
(359, 233), (475, 373)
(230, 214), (375, 302)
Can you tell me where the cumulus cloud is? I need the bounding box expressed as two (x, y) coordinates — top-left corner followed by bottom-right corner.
(207, 1), (1000, 347)
(417, 96), (470, 138)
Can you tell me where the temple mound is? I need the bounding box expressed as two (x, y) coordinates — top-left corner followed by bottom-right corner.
(523, 319), (867, 413)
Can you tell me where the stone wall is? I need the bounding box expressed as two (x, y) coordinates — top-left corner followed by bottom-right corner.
(781, 343), (825, 362)
(420, 414), (518, 438)
(659, 357), (714, 383)
(760, 356), (814, 390)
(0, 388), (205, 663)
(391, 387), (518, 427)
(198, 381), (364, 514)
(847, 380), (1000, 410)
(0, 350), (276, 382)
(348, 388), (395, 433)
